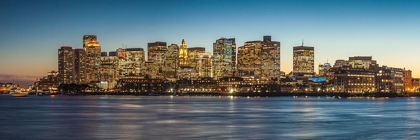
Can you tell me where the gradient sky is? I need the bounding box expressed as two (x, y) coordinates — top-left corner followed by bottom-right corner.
(1, 0), (420, 87)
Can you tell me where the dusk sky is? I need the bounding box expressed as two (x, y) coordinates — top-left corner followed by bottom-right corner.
(1, 0), (419, 87)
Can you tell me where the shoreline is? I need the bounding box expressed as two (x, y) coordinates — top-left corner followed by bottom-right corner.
(17, 92), (419, 98)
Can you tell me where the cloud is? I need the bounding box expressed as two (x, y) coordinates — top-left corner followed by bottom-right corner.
(0, 74), (41, 81)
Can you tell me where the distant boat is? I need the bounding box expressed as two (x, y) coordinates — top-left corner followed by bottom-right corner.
(10, 89), (28, 97)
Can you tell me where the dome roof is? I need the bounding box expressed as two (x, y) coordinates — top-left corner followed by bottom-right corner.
(87, 40), (100, 46)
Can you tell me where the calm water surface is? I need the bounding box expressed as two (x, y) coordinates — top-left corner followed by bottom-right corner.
(0, 95), (419, 139)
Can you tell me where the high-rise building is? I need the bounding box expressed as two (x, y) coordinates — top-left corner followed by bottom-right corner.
(85, 40), (101, 82)
(164, 44), (179, 80)
(197, 52), (213, 78)
(188, 47), (205, 79)
(213, 38), (235, 79)
(98, 52), (119, 89)
(404, 69), (413, 92)
(58, 46), (74, 84)
(293, 45), (314, 77)
(83, 35), (97, 48)
(74, 48), (87, 84)
(147, 41), (167, 63)
(179, 39), (188, 66)
(117, 48), (145, 77)
(237, 36), (280, 80)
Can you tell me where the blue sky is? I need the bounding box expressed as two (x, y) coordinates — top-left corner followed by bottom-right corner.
(1, 0), (420, 87)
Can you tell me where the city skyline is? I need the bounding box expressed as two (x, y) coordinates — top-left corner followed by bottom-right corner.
(1, 0), (420, 87)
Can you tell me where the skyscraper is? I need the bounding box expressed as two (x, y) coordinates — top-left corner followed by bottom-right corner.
(147, 41), (167, 64)
(237, 36), (280, 80)
(58, 46), (74, 84)
(188, 47), (205, 79)
(85, 40), (101, 82)
(98, 52), (119, 89)
(83, 35), (97, 48)
(74, 48), (87, 84)
(164, 44), (179, 80)
(213, 38), (235, 79)
(293, 45), (314, 77)
(179, 39), (188, 66)
(117, 48), (145, 77)
(197, 52), (213, 78)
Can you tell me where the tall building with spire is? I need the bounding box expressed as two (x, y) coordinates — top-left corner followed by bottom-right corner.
(293, 43), (314, 78)
(179, 39), (188, 66)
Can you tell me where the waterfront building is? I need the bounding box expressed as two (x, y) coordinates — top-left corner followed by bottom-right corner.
(35, 71), (60, 91)
(58, 46), (74, 84)
(331, 66), (376, 93)
(163, 44), (179, 80)
(237, 36), (280, 80)
(293, 45), (315, 78)
(179, 39), (188, 66)
(403, 69), (413, 92)
(412, 78), (420, 92)
(117, 48), (145, 77)
(74, 49), (87, 84)
(117, 75), (167, 94)
(238, 77), (280, 93)
(85, 40), (101, 82)
(177, 77), (218, 93)
(188, 47), (205, 79)
(97, 52), (119, 89)
(213, 38), (236, 79)
(83, 35), (97, 48)
(197, 52), (213, 78)
(376, 66), (405, 93)
(218, 77), (243, 93)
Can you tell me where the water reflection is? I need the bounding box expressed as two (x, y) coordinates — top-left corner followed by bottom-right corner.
(1, 95), (420, 139)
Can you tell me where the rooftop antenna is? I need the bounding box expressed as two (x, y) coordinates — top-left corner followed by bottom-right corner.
(301, 36), (304, 46)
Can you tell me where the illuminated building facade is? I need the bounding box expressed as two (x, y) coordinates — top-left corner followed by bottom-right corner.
(376, 66), (405, 93)
(404, 69), (413, 92)
(58, 46), (74, 84)
(74, 48), (87, 84)
(117, 75), (167, 94)
(164, 44), (179, 80)
(348, 56), (377, 70)
(293, 45), (314, 77)
(147, 41), (167, 64)
(117, 48), (145, 77)
(237, 36), (280, 80)
(144, 61), (162, 79)
(318, 62), (332, 77)
(188, 47), (205, 79)
(85, 40), (101, 82)
(179, 39), (188, 66)
(332, 66), (376, 93)
(213, 38), (235, 79)
(83, 35), (97, 48)
(197, 52), (213, 78)
(98, 52), (119, 89)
